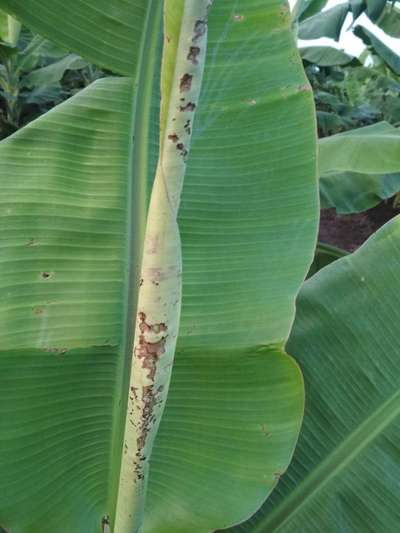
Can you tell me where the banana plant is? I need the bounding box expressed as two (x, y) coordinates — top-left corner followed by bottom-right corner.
(230, 213), (400, 532)
(0, 1), (318, 532)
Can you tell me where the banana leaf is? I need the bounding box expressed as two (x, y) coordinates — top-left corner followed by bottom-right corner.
(354, 25), (400, 75)
(300, 45), (355, 66)
(0, 1), (318, 532)
(319, 122), (400, 213)
(298, 3), (350, 41)
(230, 214), (400, 532)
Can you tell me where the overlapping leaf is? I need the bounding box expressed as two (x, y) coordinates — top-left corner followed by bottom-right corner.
(319, 122), (400, 213)
(232, 214), (400, 532)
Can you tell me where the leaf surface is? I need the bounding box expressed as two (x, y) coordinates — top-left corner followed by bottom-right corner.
(319, 122), (400, 213)
(0, 0), (149, 75)
(0, 1), (318, 531)
(231, 214), (400, 532)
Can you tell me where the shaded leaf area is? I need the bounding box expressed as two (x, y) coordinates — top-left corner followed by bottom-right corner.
(307, 241), (347, 278)
(318, 203), (400, 252)
(305, 62), (400, 138)
(319, 122), (400, 213)
(0, 25), (105, 139)
(0, 1), (319, 532)
(229, 214), (400, 532)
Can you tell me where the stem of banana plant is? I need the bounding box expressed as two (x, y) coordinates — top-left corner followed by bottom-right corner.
(114, 1), (213, 531)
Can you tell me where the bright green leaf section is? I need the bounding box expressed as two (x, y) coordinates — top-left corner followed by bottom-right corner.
(0, 77), (134, 532)
(319, 122), (400, 213)
(0, 9), (19, 46)
(231, 214), (400, 532)
(0, 0), (148, 75)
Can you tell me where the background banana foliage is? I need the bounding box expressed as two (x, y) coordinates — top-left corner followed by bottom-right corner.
(0, 1), (318, 532)
(231, 214), (400, 532)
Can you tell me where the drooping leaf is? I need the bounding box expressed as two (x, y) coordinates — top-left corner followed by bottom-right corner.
(319, 122), (400, 213)
(321, 170), (400, 212)
(298, 3), (350, 41)
(300, 45), (355, 66)
(319, 121), (400, 175)
(22, 54), (88, 89)
(354, 25), (400, 74)
(366, 0), (387, 21)
(296, 0), (330, 22)
(231, 214), (400, 532)
(377, 4), (400, 37)
(0, 1), (318, 532)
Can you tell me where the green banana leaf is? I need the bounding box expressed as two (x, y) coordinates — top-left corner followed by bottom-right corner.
(349, 0), (387, 22)
(354, 25), (400, 75)
(300, 45), (355, 66)
(294, 0), (330, 22)
(377, 4), (400, 38)
(319, 122), (400, 213)
(230, 214), (400, 532)
(0, 8), (19, 45)
(366, 0), (387, 21)
(298, 3), (350, 41)
(0, 1), (318, 532)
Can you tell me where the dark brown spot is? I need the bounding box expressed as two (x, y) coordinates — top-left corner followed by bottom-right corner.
(179, 102), (196, 112)
(180, 73), (193, 92)
(33, 307), (44, 315)
(41, 272), (52, 280)
(168, 133), (179, 143)
(27, 238), (38, 246)
(184, 120), (191, 134)
(187, 46), (201, 65)
(193, 19), (207, 42)
(176, 143), (188, 158)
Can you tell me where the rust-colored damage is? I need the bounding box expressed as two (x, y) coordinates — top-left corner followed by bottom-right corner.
(179, 101), (196, 112)
(187, 46), (201, 65)
(135, 312), (168, 381)
(180, 73), (193, 92)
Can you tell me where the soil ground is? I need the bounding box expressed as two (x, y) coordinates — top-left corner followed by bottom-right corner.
(319, 200), (400, 252)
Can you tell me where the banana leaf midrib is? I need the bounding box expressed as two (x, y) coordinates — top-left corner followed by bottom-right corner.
(108, 0), (163, 521)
